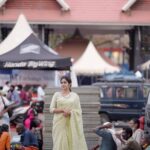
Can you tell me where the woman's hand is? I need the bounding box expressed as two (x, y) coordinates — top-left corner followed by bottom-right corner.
(53, 109), (65, 114)
(63, 109), (71, 117)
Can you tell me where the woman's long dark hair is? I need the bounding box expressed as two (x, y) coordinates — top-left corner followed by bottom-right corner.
(60, 76), (72, 91)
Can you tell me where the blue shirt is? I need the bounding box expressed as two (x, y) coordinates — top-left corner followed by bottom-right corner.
(11, 90), (21, 104)
(95, 128), (117, 150)
(20, 129), (38, 147)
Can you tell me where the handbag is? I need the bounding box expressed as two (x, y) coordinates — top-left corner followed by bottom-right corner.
(1, 96), (13, 117)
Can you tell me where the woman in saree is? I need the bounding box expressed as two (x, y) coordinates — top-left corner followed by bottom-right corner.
(49, 76), (88, 150)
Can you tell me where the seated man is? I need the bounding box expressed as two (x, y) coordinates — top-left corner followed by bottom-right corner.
(120, 126), (142, 150)
(128, 118), (144, 145)
(16, 123), (39, 150)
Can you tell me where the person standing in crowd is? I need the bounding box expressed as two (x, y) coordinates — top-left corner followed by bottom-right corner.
(49, 76), (87, 150)
(18, 85), (28, 105)
(37, 84), (46, 113)
(0, 124), (11, 150)
(16, 123), (39, 150)
(0, 90), (14, 126)
(37, 85), (46, 101)
(128, 118), (144, 144)
(120, 126), (142, 150)
(9, 85), (21, 106)
(2, 81), (10, 96)
(26, 87), (33, 103)
(93, 122), (118, 150)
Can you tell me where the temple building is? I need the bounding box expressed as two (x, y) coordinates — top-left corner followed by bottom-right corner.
(0, 0), (150, 69)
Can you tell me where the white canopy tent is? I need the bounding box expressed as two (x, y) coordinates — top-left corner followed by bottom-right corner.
(0, 14), (58, 56)
(0, 14), (33, 55)
(0, 14), (72, 86)
(0, 0), (7, 7)
(0, 14), (71, 70)
(72, 41), (120, 75)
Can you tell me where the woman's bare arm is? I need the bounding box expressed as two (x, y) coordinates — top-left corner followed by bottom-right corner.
(53, 108), (64, 114)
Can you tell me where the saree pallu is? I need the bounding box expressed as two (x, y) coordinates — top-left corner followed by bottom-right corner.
(50, 92), (88, 150)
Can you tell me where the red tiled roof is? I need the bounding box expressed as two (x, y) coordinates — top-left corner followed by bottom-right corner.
(0, 0), (149, 25)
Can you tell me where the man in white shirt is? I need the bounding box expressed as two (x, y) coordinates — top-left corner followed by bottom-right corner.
(0, 91), (11, 126)
(2, 81), (10, 96)
(37, 85), (46, 101)
(37, 84), (46, 113)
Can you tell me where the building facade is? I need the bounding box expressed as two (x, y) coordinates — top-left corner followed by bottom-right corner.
(0, 0), (150, 69)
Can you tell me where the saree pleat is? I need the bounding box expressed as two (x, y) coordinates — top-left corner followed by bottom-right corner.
(50, 92), (88, 150)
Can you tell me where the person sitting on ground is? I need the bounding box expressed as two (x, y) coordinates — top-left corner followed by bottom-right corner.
(120, 126), (142, 150)
(16, 123), (39, 150)
(0, 124), (11, 150)
(93, 122), (118, 150)
(31, 119), (43, 150)
(128, 118), (144, 145)
(1, 123), (9, 132)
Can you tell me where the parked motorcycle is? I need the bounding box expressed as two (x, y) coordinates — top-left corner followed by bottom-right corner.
(10, 105), (30, 125)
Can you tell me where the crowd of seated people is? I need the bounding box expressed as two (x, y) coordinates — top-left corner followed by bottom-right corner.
(92, 116), (149, 150)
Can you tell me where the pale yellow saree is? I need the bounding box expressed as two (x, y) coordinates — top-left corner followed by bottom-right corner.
(50, 92), (88, 150)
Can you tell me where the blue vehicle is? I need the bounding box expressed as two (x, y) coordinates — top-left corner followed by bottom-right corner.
(93, 79), (147, 123)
